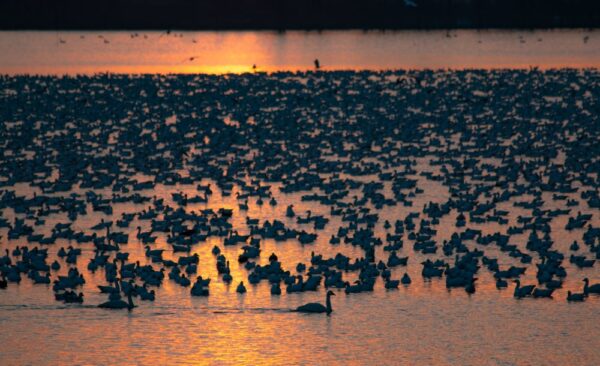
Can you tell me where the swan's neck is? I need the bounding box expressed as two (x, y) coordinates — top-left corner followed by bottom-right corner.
(326, 294), (332, 314)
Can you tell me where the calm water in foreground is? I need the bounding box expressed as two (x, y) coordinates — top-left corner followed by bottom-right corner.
(0, 31), (599, 366)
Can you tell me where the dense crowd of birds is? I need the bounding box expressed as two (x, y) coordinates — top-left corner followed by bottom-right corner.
(0, 69), (599, 314)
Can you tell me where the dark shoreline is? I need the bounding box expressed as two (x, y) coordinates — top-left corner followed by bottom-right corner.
(1, 0), (599, 30)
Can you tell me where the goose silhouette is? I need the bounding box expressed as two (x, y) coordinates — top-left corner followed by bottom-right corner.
(99, 290), (136, 310)
(583, 278), (600, 296)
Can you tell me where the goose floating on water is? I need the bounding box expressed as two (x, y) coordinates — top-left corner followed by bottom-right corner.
(583, 278), (600, 296)
(0, 70), (599, 315)
(567, 290), (586, 302)
(98, 290), (135, 310)
(513, 279), (535, 298)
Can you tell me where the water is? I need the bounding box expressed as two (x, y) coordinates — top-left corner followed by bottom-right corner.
(0, 33), (599, 366)
(0, 29), (598, 74)
(2, 171), (598, 365)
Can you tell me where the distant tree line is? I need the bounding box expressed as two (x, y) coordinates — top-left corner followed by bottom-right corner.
(0, 0), (598, 29)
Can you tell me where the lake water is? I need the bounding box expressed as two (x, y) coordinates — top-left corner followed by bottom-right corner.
(1, 172), (599, 365)
(0, 29), (599, 74)
(0, 31), (599, 366)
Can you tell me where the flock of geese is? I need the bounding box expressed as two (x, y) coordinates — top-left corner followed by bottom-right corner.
(0, 68), (599, 316)
(53, 30), (594, 72)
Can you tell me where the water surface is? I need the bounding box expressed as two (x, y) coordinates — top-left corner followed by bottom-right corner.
(0, 29), (598, 74)
(0, 36), (599, 366)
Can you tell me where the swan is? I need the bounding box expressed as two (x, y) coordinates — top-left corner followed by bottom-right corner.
(295, 290), (335, 315)
(98, 290), (135, 310)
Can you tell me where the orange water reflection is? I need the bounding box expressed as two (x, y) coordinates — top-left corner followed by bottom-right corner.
(1, 155), (599, 364)
(0, 30), (599, 75)
(1, 53), (600, 365)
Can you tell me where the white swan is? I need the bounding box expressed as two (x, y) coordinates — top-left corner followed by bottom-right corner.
(296, 290), (335, 315)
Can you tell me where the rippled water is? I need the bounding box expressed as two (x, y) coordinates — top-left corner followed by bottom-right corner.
(1, 173), (599, 365)
(0, 45), (599, 365)
(0, 29), (599, 74)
